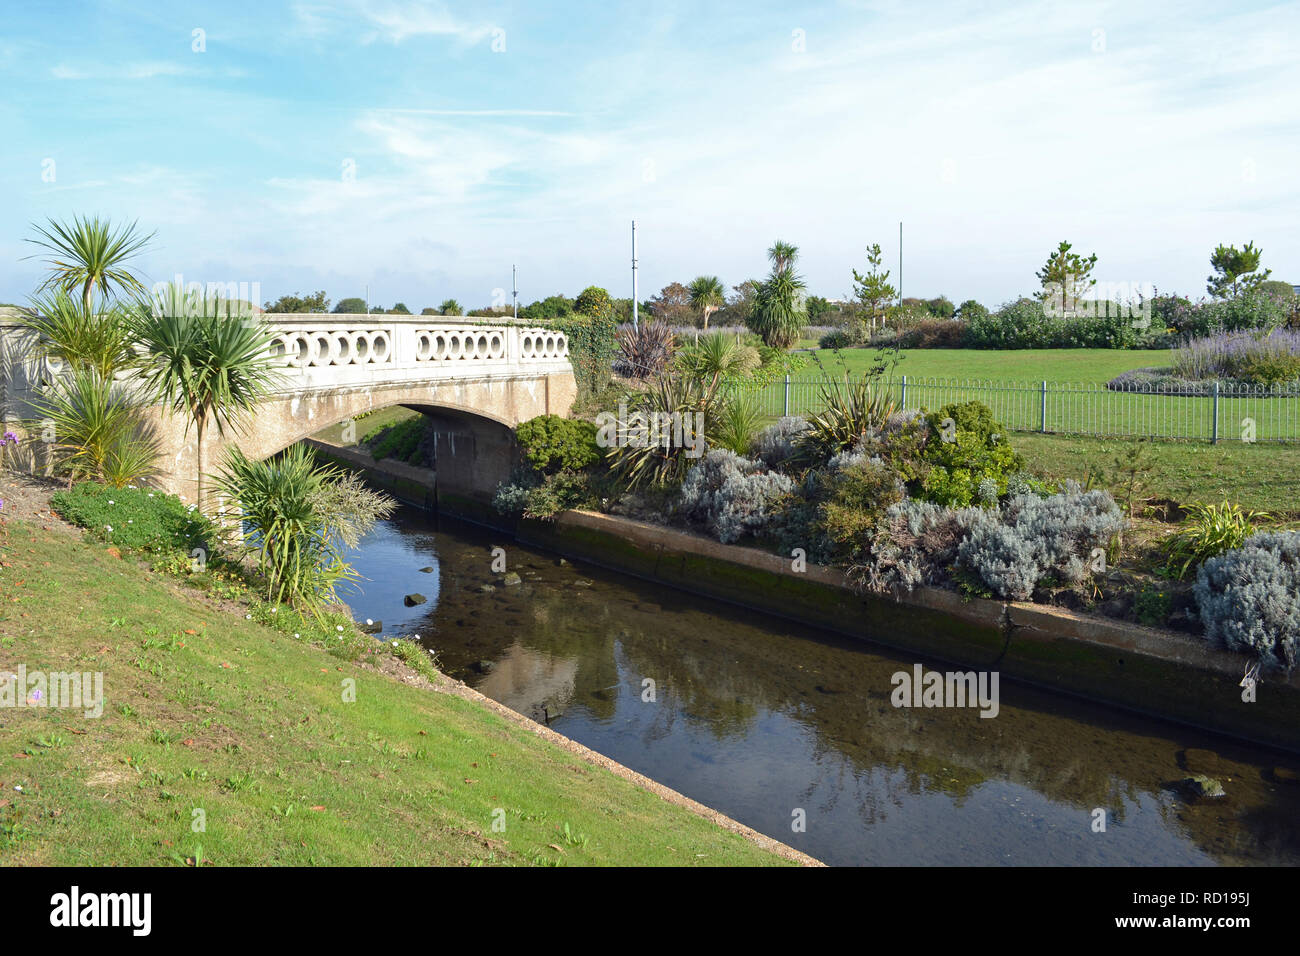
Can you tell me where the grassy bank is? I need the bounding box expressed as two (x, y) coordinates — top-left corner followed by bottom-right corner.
(0, 519), (794, 866)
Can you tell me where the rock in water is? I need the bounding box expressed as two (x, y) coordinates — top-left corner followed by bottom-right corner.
(359, 620), (383, 634)
(502, 572), (522, 586)
(1182, 774), (1226, 799)
(418, 566), (435, 573)
(404, 593), (427, 607)
(477, 584), (496, 593)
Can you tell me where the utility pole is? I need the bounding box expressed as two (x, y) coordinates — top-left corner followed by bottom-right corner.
(512, 264), (518, 319)
(365, 284), (369, 315)
(631, 219), (639, 330)
(898, 221), (903, 305)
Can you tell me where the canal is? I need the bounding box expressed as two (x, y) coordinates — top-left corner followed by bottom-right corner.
(339, 504), (1300, 867)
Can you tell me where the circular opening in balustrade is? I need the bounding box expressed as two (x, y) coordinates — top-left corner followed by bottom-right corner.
(370, 332), (389, 362)
(521, 334), (534, 358)
(313, 335), (333, 365)
(333, 333), (351, 364)
(415, 332), (433, 361)
(351, 332), (371, 363)
(489, 333), (502, 357)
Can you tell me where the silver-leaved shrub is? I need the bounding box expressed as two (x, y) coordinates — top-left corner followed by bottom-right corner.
(1194, 531), (1300, 671)
(680, 448), (794, 544)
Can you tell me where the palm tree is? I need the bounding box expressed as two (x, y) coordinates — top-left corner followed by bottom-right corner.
(687, 276), (725, 329)
(767, 240), (799, 275)
(20, 290), (135, 379)
(130, 284), (283, 511)
(25, 215), (154, 311)
(749, 267), (807, 349)
(438, 298), (463, 316)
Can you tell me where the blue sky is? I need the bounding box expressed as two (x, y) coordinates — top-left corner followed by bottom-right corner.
(2, 0), (1297, 310)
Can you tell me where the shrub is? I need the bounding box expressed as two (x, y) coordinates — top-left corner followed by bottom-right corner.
(818, 328), (862, 350)
(920, 401), (1022, 507)
(1195, 531), (1300, 671)
(713, 392), (765, 456)
(795, 375), (898, 466)
(809, 455), (905, 563)
(966, 298), (1053, 349)
(956, 487), (1125, 600)
(858, 499), (983, 593)
(957, 300), (989, 323)
(36, 366), (160, 486)
(1171, 329), (1300, 384)
(897, 319), (969, 349)
(751, 416), (811, 469)
(602, 373), (715, 488)
(1134, 587), (1172, 627)
(1161, 500), (1268, 580)
(679, 449), (793, 544)
(514, 415), (600, 474)
(214, 445), (395, 610)
(547, 311), (619, 395)
(614, 321), (675, 379)
(50, 482), (214, 557)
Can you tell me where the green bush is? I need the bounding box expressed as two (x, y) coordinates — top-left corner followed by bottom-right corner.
(1162, 500), (1268, 580)
(515, 415), (600, 474)
(921, 401), (1023, 507)
(51, 483), (213, 557)
(811, 454), (905, 563)
(1134, 587), (1172, 627)
(547, 311), (618, 395)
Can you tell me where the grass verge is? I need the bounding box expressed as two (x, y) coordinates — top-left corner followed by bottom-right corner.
(0, 518), (795, 866)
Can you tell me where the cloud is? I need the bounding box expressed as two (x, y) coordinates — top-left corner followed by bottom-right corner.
(293, 0), (497, 46)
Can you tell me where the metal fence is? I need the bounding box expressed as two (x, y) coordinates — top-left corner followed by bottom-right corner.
(737, 374), (1300, 443)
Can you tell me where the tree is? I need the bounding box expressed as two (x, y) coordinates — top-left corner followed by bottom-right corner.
(26, 215), (154, 311)
(767, 240), (799, 274)
(389, 302), (411, 314)
(574, 286), (614, 319)
(1035, 240), (1097, 315)
(749, 244), (807, 349)
(1207, 241), (1271, 298)
(264, 290), (329, 313)
(850, 243), (897, 333)
(130, 284), (282, 512)
(926, 296), (955, 318)
(333, 297), (367, 314)
(438, 298), (463, 316)
(647, 283), (694, 324)
(518, 295), (574, 320)
(805, 295), (834, 323)
(687, 276), (725, 329)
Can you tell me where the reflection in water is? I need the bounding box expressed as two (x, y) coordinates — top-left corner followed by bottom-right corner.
(340, 506), (1300, 867)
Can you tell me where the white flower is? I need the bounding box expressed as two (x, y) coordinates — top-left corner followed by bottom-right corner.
(293, 633), (300, 639)
(107, 500), (114, 505)
(270, 607), (277, 614)
(336, 625), (344, 632)
(127, 519), (133, 524)
(245, 614), (251, 620)
(391, 640), (398, 647)
(105, 525), (112, 532)
(147, 493), (154, 498)
(366, 618), (373, 626)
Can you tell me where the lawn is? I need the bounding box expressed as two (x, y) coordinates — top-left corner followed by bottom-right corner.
(0, 520), (794, 866)
(794, 347), (1171, 383)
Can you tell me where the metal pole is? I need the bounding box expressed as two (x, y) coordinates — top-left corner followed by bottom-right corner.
(512, 264), (517, 320)
(1040, 380), (1048, 433)
(1212, 380), (1220, 444)
(900, 374), (907, 410)
(632, 219), (639, 331)
(783, 373), (790, 417)
(898, 221), (903, 305)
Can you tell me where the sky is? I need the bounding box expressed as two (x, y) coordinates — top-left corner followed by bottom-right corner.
(2, 0), (1297, 311)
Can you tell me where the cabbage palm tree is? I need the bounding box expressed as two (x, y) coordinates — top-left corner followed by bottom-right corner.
(767, 240), (799, 275)
(438, 298), (463, 316)
(25, 215), (154, 311)
(687, 275), (725, 329)
(749, 267), (807, 349)
(130, 285), (283, 511)
(20, 290), (135, 379)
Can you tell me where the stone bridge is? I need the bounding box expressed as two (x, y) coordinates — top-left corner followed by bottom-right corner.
(0, 312), (577, 505)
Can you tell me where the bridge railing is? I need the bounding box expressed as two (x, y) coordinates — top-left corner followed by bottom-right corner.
(263, 315), (569, 370)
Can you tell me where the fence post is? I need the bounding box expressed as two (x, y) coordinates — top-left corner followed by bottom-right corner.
(1040, 380), (1047, 433)
(783, 373), (790, 417)
(900, 374), (907, 410)
(1211, 380), (1220, 444)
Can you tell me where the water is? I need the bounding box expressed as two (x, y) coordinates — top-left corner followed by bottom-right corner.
(340, 506), (1300, 866)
